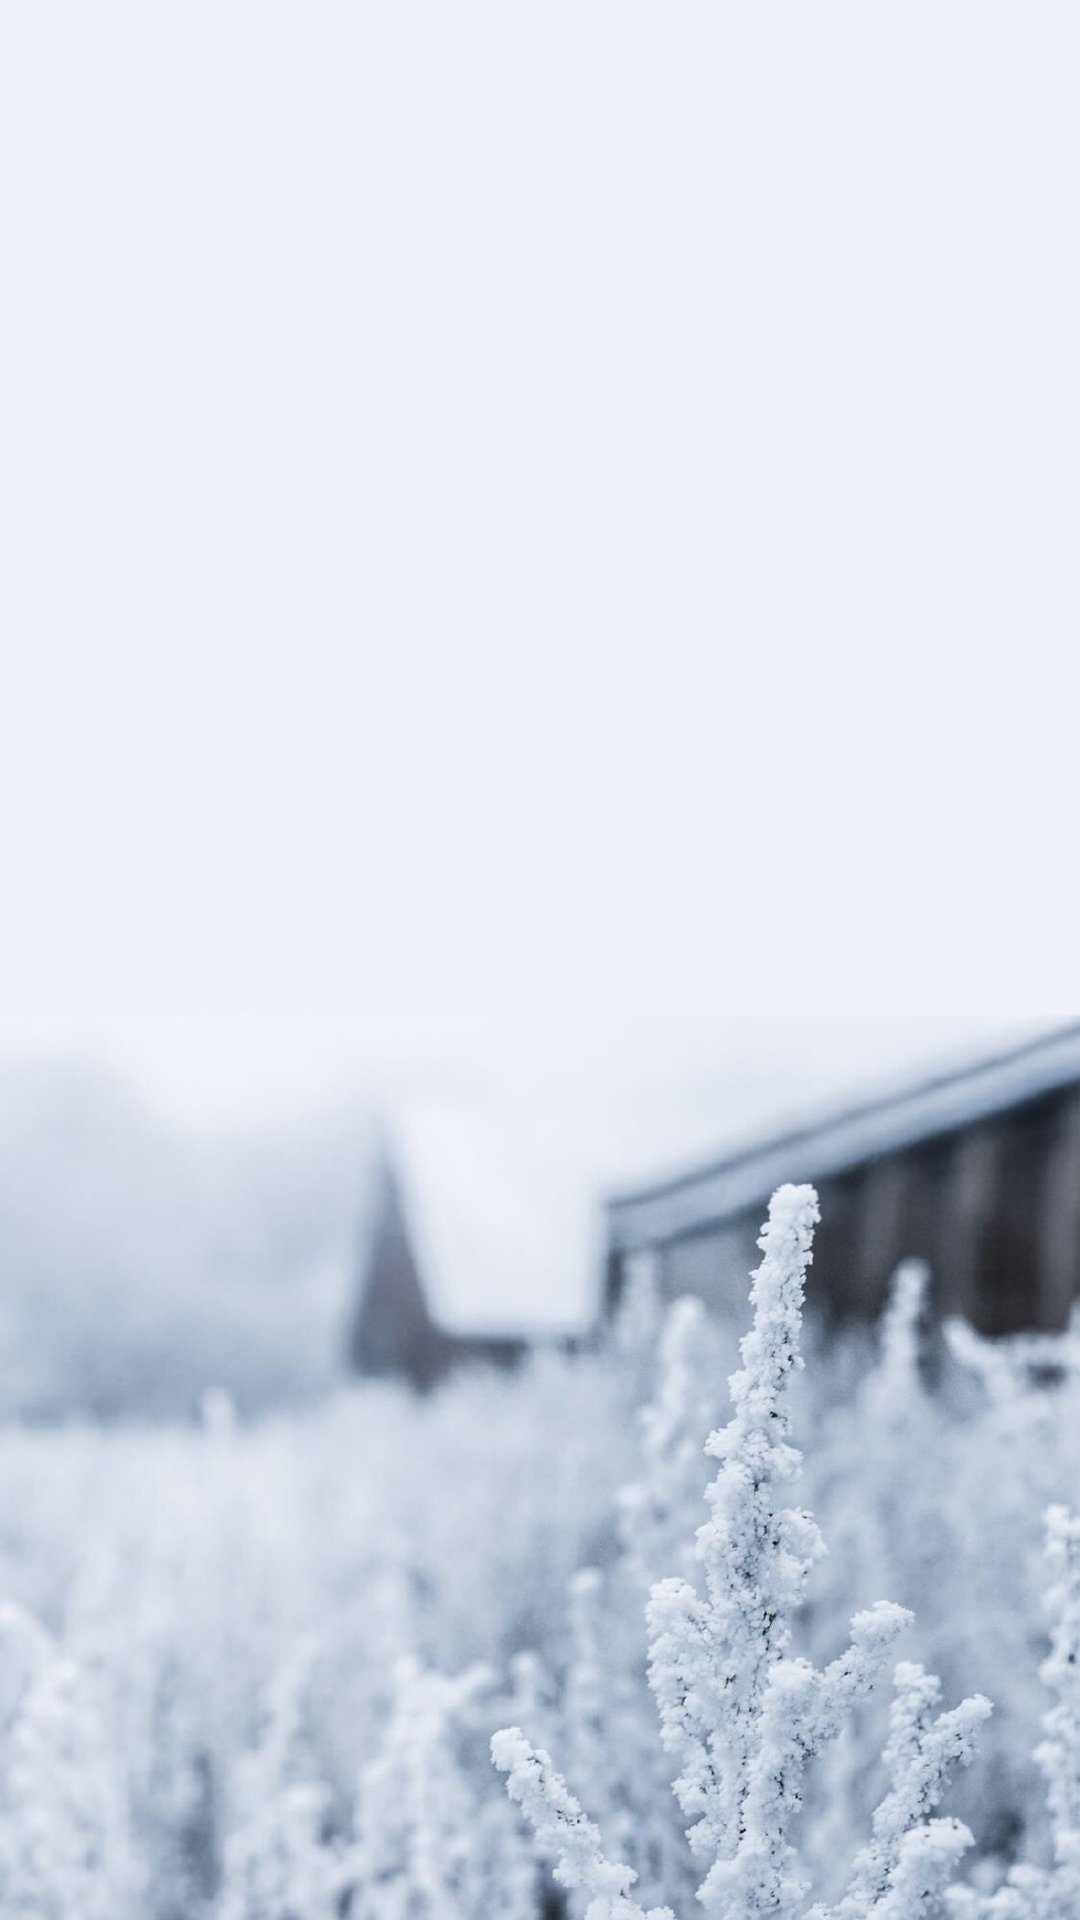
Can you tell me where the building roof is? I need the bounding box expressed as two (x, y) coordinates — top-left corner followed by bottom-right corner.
(607, 1021), (1080, 1254)
(384, 1101), (601, 1338)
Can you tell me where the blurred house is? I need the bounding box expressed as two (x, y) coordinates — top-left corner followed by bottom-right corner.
(349, 1108), (594, 1391)
(605, 1024), (1080, 1336)
(349, 1152), (526, 1389)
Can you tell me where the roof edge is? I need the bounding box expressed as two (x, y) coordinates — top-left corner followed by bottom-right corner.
(606, 1021), (1080, 1252)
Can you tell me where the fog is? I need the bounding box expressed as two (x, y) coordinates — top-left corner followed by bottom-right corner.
(0, 1013), (1052, 1415)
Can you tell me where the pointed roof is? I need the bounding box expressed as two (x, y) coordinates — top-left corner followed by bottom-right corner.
(382, 1102), (600, 1337)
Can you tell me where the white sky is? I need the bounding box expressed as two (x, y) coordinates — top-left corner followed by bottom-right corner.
(1, 7), (1077, 1067)
(0, 1010), (1055, 1146)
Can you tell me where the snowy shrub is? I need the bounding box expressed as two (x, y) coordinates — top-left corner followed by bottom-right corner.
(946, 1507), (1080, 1919)
(815, 1661), (988, 1920)
(0, 1351), (631, 1919)
(0, 1603), (138, 1918)
(348, 1656), (538, 1919)
(1, 1182), (1079, 1916)
(493, 1726), (674, 1920)
(218, 1640), (342, 1920)
(495, 1187), (990, 1918)
(617, 1294), (722, 1590)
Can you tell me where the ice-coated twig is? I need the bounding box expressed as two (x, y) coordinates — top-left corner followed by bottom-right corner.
(491, 1727), (675, 1920)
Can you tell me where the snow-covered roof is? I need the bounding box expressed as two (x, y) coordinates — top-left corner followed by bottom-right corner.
(607, 1021), (1080, 1254)
(385, 1102), (601, 1338)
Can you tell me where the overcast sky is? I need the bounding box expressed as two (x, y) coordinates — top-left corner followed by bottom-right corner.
(1, 8), (1075, 1068)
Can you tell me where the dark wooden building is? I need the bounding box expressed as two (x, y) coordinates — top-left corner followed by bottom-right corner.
(349, 1150), (527, 1392)
(605, 1024), (1080, 1336)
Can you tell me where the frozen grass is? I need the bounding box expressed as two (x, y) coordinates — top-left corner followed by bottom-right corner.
(1, 1193), (1080, 1914)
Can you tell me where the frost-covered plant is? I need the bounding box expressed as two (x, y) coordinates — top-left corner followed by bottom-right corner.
(350, 1656), (535, 1919)
(808, 1260), (937, 1620)
(0, 1350), (632, 1920)
(495, 1186), (986, 1919)
(647, 1188), (829, 1871)
(872, 1260), (931, 1422)
(923, 1312), (1080, 1859)
(492, 1727), (674, 1920)
(553, 1295), (726, 1914)
(648, 1188), (918, 1915)
(218, 1640), (343, 1920)
(798, 1257), (1057, 1875)
(563, 1569), (611, 1846)
(10, 1181), (1080, 1918)
(559, 1561), (693, 1914)
(349, 1658), (483, 1917)
(798, 1260), (946, 1890)
(0, 1603), (138, 1919)
(220, 1780), (340, 1920)
(947, 1508), (1080, 1920)
(618, 1296), (721, 1589)
(812, 1661), (989, 1919)
(1035, 1509), (1080, 1893)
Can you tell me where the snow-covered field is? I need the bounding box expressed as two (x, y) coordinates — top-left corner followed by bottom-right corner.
(1, 1189), (1079, 1918)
